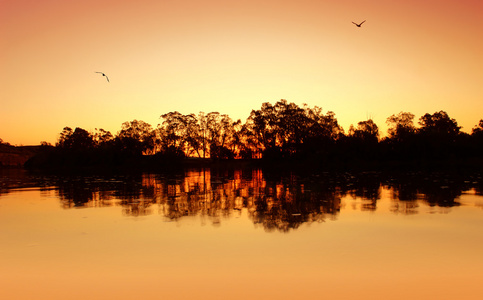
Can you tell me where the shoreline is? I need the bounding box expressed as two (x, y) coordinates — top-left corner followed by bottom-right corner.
(16, 155), (483, 175)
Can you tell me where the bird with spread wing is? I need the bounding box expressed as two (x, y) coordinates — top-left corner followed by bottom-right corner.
(352, 20), (366, 27)
(95, 72), (109, 82)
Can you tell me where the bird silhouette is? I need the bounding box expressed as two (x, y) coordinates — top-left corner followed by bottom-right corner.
(95, 72), (109, 82)
(352, 20), (366, 27)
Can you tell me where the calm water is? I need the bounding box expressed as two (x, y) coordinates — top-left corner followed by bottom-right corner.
(1, 168), (483, 300)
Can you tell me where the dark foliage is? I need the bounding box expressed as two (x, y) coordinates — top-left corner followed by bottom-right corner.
(21, 101), (483, 171)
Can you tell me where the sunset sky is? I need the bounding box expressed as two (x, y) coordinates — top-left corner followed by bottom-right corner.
(1, 0), (482, 145)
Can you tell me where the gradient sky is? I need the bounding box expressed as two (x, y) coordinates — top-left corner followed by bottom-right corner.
(1, 0), (482, 145)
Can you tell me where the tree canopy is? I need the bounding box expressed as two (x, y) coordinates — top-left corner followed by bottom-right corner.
(22, 100), (483, 169)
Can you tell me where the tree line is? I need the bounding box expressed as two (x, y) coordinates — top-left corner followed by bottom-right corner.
(25, 99), (483, 169)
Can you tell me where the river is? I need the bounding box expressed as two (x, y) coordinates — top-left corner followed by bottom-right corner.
(1, 168), (483, 299)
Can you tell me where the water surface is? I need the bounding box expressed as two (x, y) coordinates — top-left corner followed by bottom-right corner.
(1, 168), (483, 300)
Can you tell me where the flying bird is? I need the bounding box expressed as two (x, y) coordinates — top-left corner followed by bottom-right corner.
(352, 20), (366, 27)
(95, 72), (109, 82)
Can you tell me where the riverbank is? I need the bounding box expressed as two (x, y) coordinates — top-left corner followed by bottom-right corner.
(21, 150), (483, 175)
(0, 144), (42, 168)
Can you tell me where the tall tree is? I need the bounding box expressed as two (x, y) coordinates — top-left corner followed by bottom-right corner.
(245, 102), (278, 157)
(245, 100), (344, 159)
(386, 112), (416, 141)
(93, 128), (113, 146)
(417, 111), (461, 159)
(57, 127), (95, 150)
(158, 112), (199, 157)
(418, 111), (460, 136)
(304, 106), (343, 140)
(158, 111), (186, 155)
(184, 113), (202, 157)
(57, 127), (73, 148)
(203, 112), (237, 159)
(117, 120), (155, 155)
(350, 119), (379, 142)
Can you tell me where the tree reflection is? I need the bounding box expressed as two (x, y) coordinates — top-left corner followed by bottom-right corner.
(248, 181), (341, 232)
(382, 172), (472, 209)
(57, 176), (120, 208)
(1, 168), (480, 231)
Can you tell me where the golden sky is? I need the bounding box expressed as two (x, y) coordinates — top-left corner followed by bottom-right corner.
(1, 0), (482, 145)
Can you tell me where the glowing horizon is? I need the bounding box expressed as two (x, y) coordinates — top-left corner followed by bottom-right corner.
(1, 0), (482, 145)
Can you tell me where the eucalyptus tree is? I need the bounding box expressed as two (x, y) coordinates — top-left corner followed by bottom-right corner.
(273, 100), (308, 155)
(117, 120), (155, 155)
(418, 111), (460, 137)
(158, 112), (190, 157)
(349, 119), (379, 142)
(245, 100), (310, 158)
(57, 127), (95, 150)
(304, 106), (343, 140)
(244, 99), (343, 159)
(204, 112), (238, 159)
(245, 101), (278, 157)
(93, 128), (114, 146)
(386, 112), (416, 141)
(417, 111), (461, 159)
(342, 119), (381, 161)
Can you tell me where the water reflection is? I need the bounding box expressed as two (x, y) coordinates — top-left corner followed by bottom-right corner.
(1, 168), (483, 231)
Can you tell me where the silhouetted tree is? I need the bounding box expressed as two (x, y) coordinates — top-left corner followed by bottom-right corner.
(116, 120), (155, 156)
(57, 127), (95, 150)
(341, 119), (380, 163)
(472, 120), (483, 135)
(273, 100), (307, 157)
(183, 113), (203, 157)
(93, 128), (114, 146)
(57, 127), (73, 147)
(382, 112), (419, 161)
(245, 100), (342, 160)
(204, 112), (238, 159)
(47, 127), (101, 167)
(351, 119), (379, 142)
(417, 111), (462, 159)
(157, 111), (188, 156)
(245, 102), (278, 158)
(470, 119), (483, 157)
(22, 102), (483, 170)
(237, 123), (257, 159)
(228, 119), (244, 158)
(304, 106), (343, 140)
(157, 112), (199, 157)
(157, 111), (240, 159)
(418, 111), (460, 136)
(386, 112), (416, 141)
(302, 106), (343, 162)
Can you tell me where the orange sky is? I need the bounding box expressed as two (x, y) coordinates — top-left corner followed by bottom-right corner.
(1, 0), (482, 145)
